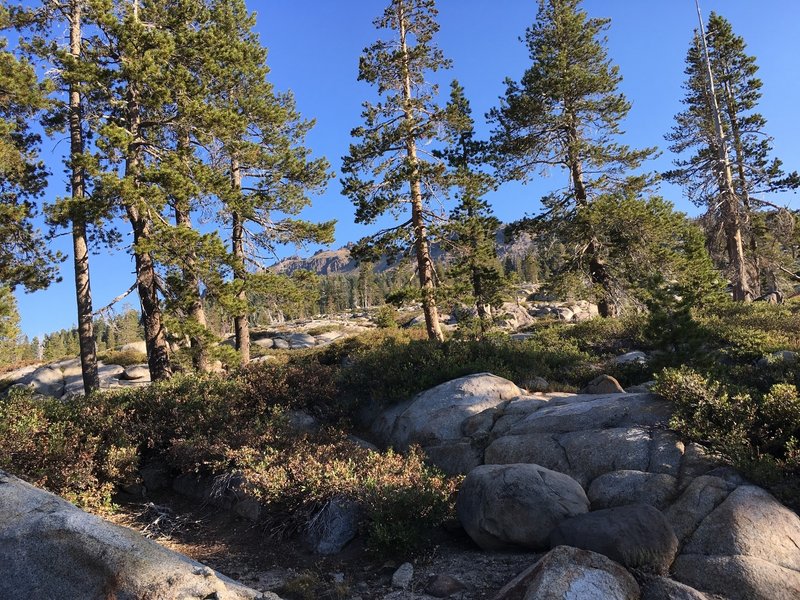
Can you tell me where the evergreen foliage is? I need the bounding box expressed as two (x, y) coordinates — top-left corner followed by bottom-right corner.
(665, 12), (799, 297)
(438, 81), (507, 327)
(489, 0), (656, 315)
(342, 0), (451, 341)
(202, 0), (333, 362)
(0, 6), (59, 292)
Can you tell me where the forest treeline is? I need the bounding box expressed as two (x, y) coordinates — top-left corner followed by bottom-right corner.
(1, 0), (798, 394)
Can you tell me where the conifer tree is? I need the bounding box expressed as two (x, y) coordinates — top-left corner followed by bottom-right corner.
(92, 0), (176, 381)
(11, 0), (114, 391)
(143, 0), (227, 372)
(0, 6), (59, 292)
(203, 0), (332, 363)
(0, 286), (22, 365)
(439, 80), (506, 326)
(665, 12), (798, 298)
(489, 0), (655, 316)
(342, 0), (450, 342)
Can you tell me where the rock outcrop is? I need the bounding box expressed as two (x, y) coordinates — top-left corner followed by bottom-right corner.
(548, 504), (679, 573)
(377, 373), (800, 600)
(492, 545), (640, 600)
(0, 470), (271, 600)
(376, 373), (526, 474)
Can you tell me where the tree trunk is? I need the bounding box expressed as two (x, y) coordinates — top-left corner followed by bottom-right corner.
(175, 128), (210, 372)
(69, 0), (99, 394)
(125, 5), (172, 381)
(231, 157), (250, 363)
(695, 9), (752, 301)
(722, 79), (761, 296)
(127, 205), (172, 380)
(399, 3), (443, 342)
(567, 119), (615, 316)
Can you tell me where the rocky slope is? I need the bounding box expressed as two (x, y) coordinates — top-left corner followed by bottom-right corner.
(370, 373), (800, 600)
(3, 371), (800, 599)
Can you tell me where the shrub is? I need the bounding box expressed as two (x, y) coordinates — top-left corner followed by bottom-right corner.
(0, 389), (119, 509)
(358, 447), (458, 555)
(336, 329), (591, 408)
(372, 305), (398, 329)
(655, 367), (800, 508)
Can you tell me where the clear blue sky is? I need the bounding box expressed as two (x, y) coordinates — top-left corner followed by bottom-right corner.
(14, 0), (800, 338)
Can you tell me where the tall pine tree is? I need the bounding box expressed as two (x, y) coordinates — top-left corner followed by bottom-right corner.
(11, 0), (116, 392)
(342, 0), (450, 342)
(489, 0), (655, 316)
(665, 12), (798, 298)
(0, 5), (59, 293)
(92, 0), (177, 381)
(439, 80), (506, 326)
(203, 0), (332, 363)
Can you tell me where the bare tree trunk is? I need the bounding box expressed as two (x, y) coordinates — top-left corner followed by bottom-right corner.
(231, 157), (250, 363)
(722, 79), (761, 296)
(125, 2), (172, 381)
(127, 206), (172, 380)
(695, 3), (752, 302)
(175, 128), (210, 372)
(69, 0), (99, 393)
(399, 3), (443, 342)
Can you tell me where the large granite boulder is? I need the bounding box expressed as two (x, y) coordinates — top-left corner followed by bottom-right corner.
(456, 463), (589, 551)
(548, 504), (679, 574)
(588, 470), (678, 510)
(17, 365), (65, 397)
(0, 471), (268, 600)
(639, 576), (711, 600)
(287, 333), (317, 348)
(492, 545), (639, 600)
(380, 374), (525, 474)
(672, 485), (800, 599)
(120, 340), (147, 354)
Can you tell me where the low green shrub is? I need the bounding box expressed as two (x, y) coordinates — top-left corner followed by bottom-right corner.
(0, 389), (126, 509)
(0, 369), (457, 556)
(334, 329), (591, 408)
(305, 324), (341, 337)
(656, 367), (800, 507)
(372, 305), (399, 329)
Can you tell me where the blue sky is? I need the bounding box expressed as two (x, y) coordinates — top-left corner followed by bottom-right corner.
(13, 0), (800, 338)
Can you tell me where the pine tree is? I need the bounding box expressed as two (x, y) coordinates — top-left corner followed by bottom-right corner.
(143, 0), (228, 372)
(489, 0), (655, 316)
(0, 286), (22, 365)
(0, 6), (59, 292)
(665, 12), (798, 298)
(203, 0), (332, 363)
(11, 0), (114, 392)
(91, 0), (176, 381)
(342, 0), (450, 342)
(438, 80), (506, 326)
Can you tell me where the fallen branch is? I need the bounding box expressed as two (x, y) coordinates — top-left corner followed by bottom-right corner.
(778, 265), (800, 283)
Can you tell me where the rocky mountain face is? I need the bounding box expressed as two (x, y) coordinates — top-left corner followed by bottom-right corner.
(270, 230), (536, 276)
(271, 246), (359, 276)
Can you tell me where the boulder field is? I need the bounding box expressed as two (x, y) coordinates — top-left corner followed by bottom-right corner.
(2, 371), (800, 599)
(374, 373), (800, 600)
